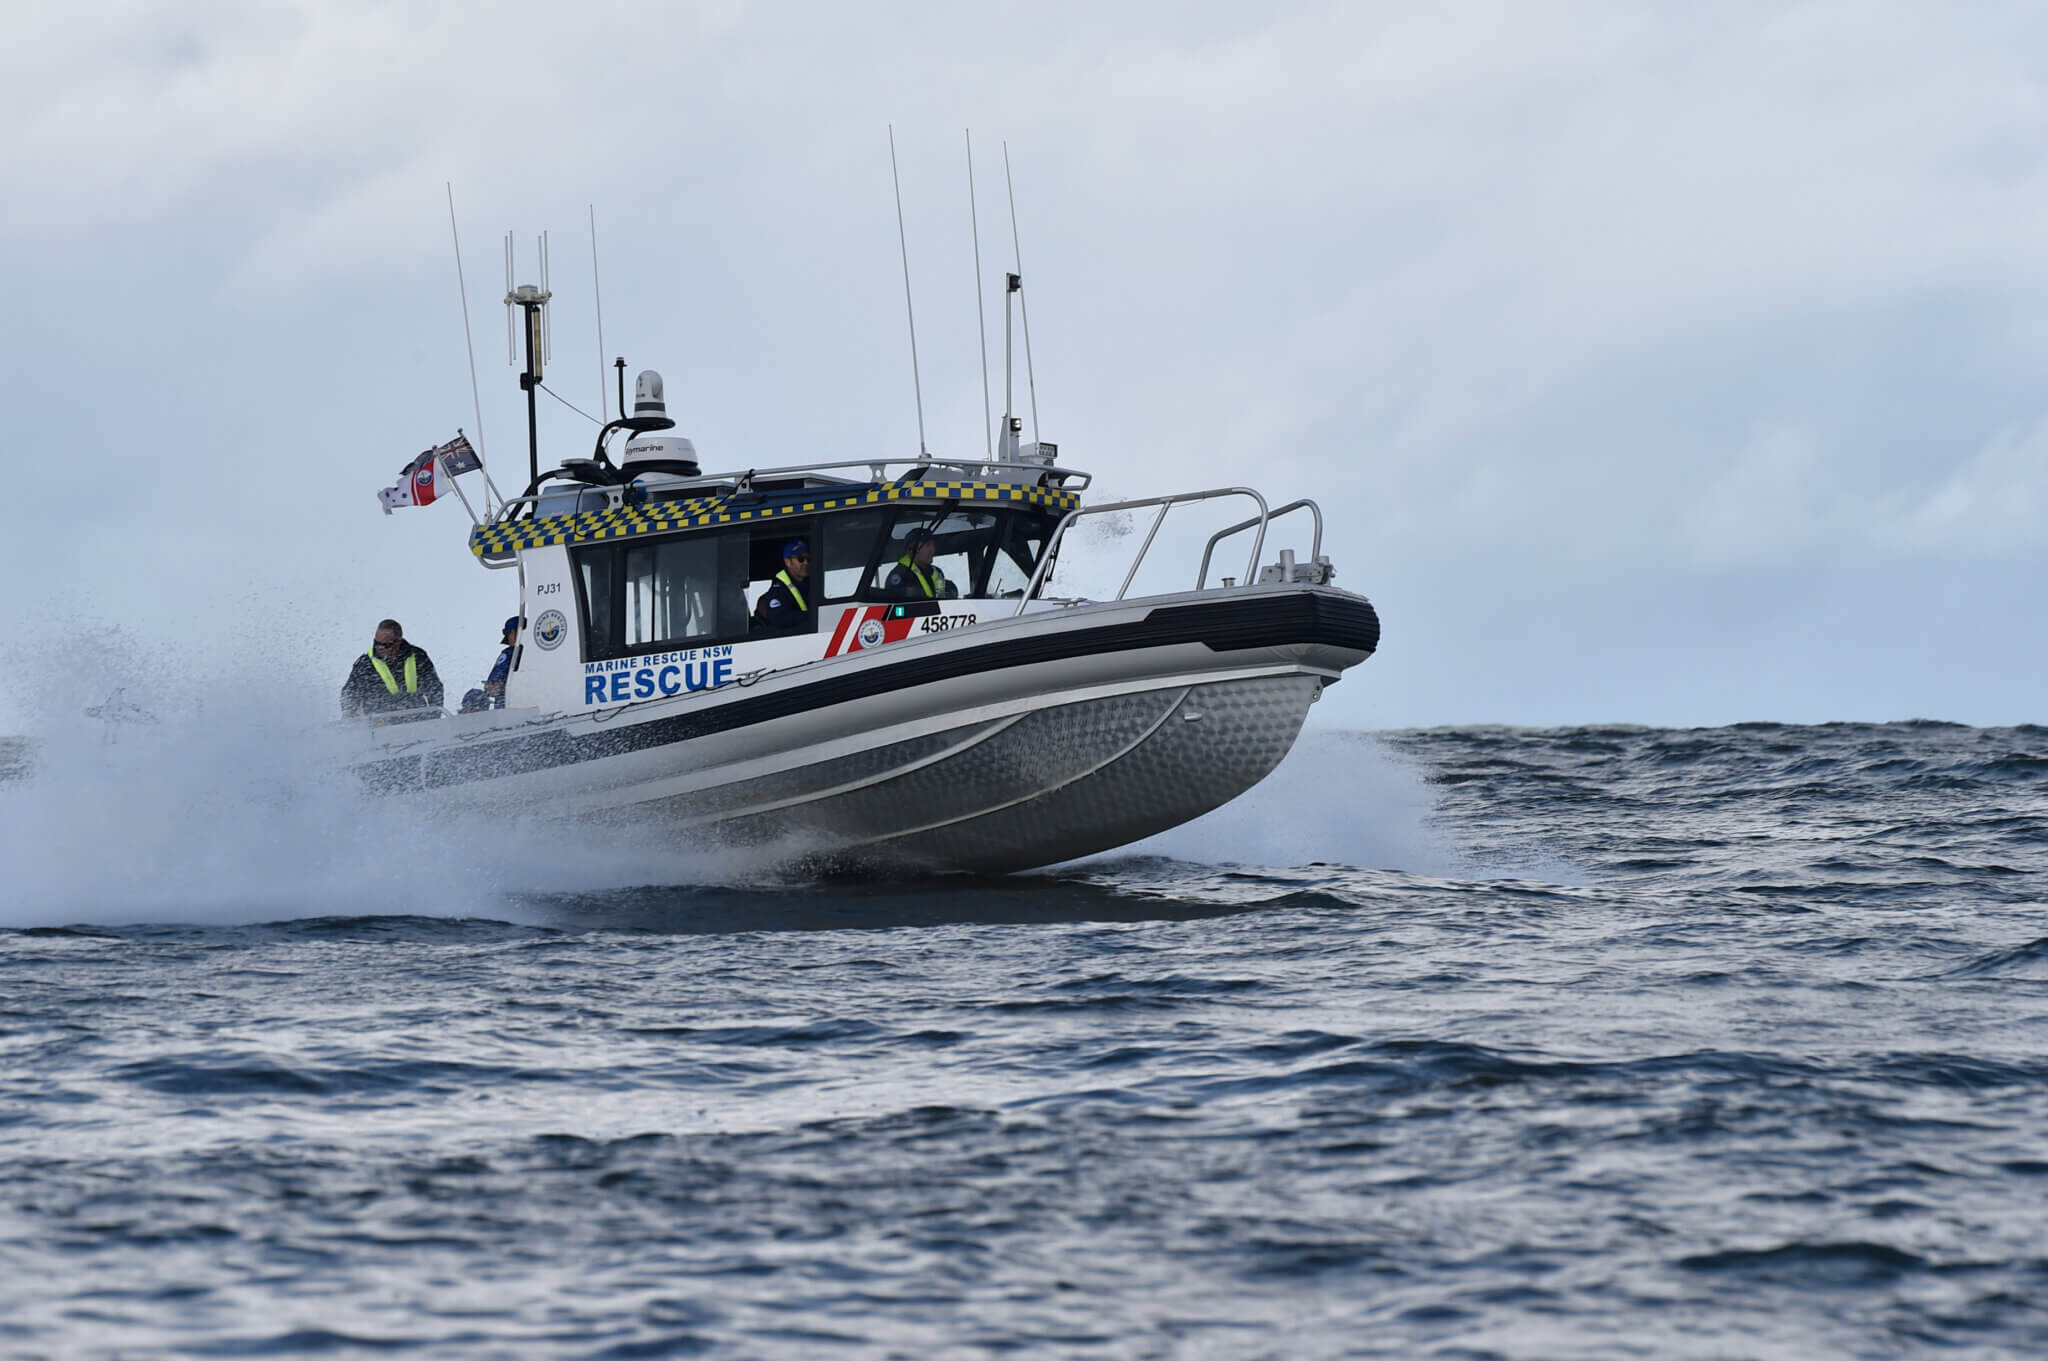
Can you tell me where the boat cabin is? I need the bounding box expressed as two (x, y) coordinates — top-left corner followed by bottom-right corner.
(470, 466), (1083, 710)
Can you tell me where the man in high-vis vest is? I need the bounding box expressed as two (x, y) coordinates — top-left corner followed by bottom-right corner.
(885, 525), (958, 600)
(340, 618), (447, 719)
(752, 539), (813, 633)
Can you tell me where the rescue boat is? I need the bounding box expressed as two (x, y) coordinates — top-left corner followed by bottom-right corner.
(345, 270), (1379, 875)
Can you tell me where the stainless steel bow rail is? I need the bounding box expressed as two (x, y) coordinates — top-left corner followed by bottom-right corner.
(1017, 487), (1328, 615)
(1197, 499), (1323, 590)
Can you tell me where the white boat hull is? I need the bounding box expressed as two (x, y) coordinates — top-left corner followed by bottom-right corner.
(626, 672), (1316, 873)
(346, 585), (1378, 875)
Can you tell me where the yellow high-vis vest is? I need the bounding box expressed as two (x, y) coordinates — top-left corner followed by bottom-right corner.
(368, 651), (420, 695)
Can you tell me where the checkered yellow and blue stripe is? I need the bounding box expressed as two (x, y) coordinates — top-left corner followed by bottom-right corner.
(469, 481), (1081, 558)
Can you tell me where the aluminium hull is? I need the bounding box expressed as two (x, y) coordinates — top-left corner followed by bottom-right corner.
(348, 586), (1379, 875)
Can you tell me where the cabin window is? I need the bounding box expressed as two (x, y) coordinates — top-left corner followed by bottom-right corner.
(986, 511), (1057, 599)
(870, 509), (996, 600)
(623, 534), (745, 649)
(857, 506), (1062, 600)
(576, 548), (617, 657)
(740, 523), (820, 633)
(574, 530), (756, 660)
(819, 509), (886, 602)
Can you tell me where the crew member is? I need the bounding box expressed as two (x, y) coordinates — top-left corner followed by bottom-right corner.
(752, 539), (812, 633)
(885, 526), (957, 600)
(340, 619), (446, 718)
(462, 616), (520, 712)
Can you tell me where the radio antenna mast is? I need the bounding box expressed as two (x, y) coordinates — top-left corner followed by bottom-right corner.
(589, 205), (608, 421)
(505, 232), (552, 487)
(444, 183), (503, 514)
(888, 125), (929, 459)
(966, 130), (993, 461)
(1003, 142), (1040, 446)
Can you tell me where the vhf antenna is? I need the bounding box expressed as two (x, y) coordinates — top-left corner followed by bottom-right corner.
(444, 183), (503, 516)
(1003, 142), (1040, 449)
(966, 130), (993, 462)
(589, 205), (608, 422)
(888, 125), (929, 460)
(505, 231), (552, 487)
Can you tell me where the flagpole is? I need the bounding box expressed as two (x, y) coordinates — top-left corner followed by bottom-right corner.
(439, 455), (482, 527)
(458, 427), (506, 514)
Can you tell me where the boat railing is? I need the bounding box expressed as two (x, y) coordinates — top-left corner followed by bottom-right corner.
(487, 456), (1092, 525)
(1017, 486), (1283, 616)
(1195, 499), (1323, 591)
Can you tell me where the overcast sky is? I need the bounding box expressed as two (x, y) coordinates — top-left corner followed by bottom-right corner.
(3, 1), (2044, 733)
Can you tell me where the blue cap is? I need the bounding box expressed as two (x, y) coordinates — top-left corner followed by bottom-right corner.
(783, 539), (809, 558)
(502, 616), (521, 634)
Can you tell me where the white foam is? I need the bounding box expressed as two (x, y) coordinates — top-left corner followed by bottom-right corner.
(1115, 728), (1466, 875)
(0, 631), (774, 929)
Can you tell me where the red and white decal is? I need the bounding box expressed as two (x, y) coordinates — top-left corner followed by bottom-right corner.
(824, 605), (918, 657)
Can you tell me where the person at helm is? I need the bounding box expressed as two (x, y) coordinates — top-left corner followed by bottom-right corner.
(885, 525), (958, 600)
(340, 619), (446, 718)
(752, 539), (813, 633)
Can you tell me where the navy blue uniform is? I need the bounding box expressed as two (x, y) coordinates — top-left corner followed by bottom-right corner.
(752, 570), (811, 633)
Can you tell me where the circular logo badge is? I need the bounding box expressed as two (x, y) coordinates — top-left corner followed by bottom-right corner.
(533, 609), (568, 650)
(857, 619), (885, 649)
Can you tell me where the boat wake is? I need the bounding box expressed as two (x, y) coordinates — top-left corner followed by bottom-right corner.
(2, 694), (1503, 933)
(0, 680), (784, 931)
(0, 634), (1493, 930)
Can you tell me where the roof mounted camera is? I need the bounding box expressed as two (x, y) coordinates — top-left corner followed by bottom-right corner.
(623, 369), (676, 433)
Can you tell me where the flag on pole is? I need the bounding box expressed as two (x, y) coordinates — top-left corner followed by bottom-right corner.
(376, 434), (481, 514)
(377, 451), (441, 513)
(438, 433), (482, 477)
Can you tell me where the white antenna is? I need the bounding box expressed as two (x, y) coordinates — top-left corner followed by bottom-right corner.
(503, 231), (516, 363)
(888, 125), (929, 459)
(504, 231), (553, 486)
(1003, 142), (1041, 445)
(444, 184), (502, 514)
(537, 232), (552, 365)
(966, 129), (993, 461)
(589, 205), (608, 422)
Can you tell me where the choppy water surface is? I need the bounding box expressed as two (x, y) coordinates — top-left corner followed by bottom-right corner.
(5, 721), (2048, 1358)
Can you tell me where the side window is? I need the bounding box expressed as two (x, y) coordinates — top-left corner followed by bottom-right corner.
(575, 545), (617, 658)
(623, 535), (739, 648)
(741, 523), (819, 633)
(577, 533), (749, 659)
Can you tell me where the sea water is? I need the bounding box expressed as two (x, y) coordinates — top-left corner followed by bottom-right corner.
(3, 719), (2046, 1358)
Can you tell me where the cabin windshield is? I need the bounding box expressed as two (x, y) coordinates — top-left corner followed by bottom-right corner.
(986, 512), (1054, 600)
(869, 506), (1060, 600)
